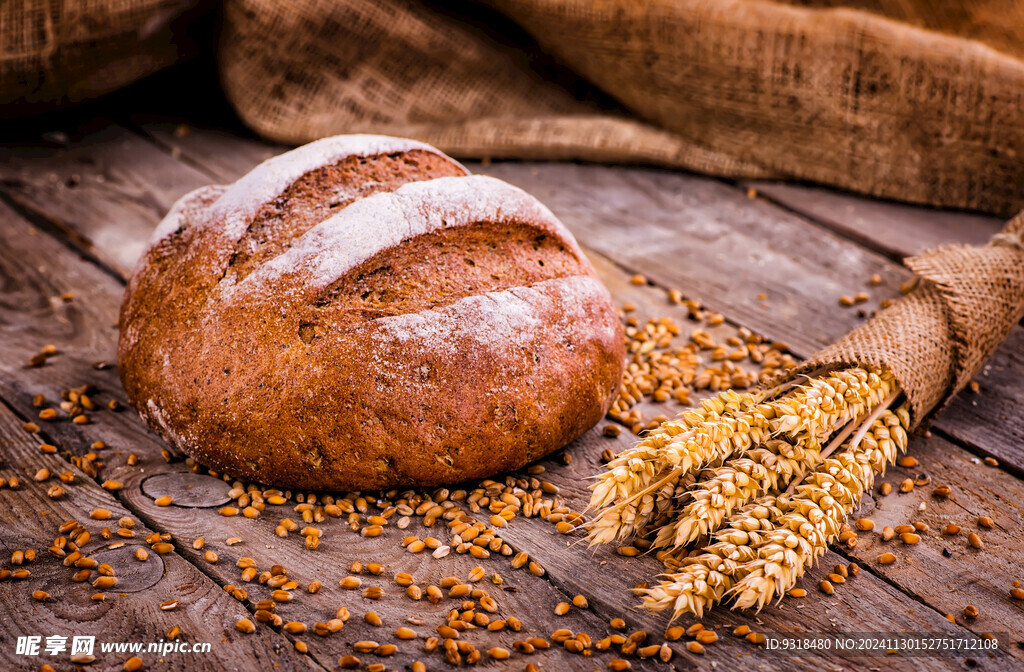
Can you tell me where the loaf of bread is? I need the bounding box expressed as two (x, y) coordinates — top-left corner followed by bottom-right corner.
(118, 135), (624, 490)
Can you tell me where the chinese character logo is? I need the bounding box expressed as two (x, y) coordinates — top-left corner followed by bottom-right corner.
(70, 636), (95, 656)
(15, 636), (41, 656)
(44, 636), (67, 656)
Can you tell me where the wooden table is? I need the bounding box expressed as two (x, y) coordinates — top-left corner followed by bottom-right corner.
(1, 70), (1022, 672)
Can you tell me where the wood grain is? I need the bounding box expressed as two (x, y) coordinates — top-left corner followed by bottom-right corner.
(853, 433), (1024, 643)
(0, 117), (210, 277)
(0, 401), (321, 672)
(934, 327), (1024, 477)
(744, 181), (1006, 260)
(137, 118), (284, 185)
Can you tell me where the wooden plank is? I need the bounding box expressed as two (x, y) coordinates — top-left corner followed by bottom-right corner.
(0, 401), (320, 671)
(9, 113), (1024, 487)
(36, 112), (1024, 551)
(118, 60), (287, 184)
(135, 118), (284, 184)
(0, 117), (211, 278)
(852, 432), (1024, 642)
(934, 328), (1024, 477)
(744, 181), (1006, 260)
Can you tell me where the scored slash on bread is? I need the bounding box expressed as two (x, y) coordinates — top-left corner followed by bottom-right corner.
(119, 134), (624, 490)
(228, 175), (588, 300)
(149, 135), (459, 245)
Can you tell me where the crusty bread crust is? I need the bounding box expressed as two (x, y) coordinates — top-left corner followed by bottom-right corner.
(119, 135), (624, 490)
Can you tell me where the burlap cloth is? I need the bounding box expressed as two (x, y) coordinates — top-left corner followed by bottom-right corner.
(0, 0), (207, 113)
(785, 217), (1024, 428)
(218, 0), (1024, 216)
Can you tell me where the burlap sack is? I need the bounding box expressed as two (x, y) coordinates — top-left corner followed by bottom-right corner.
(785, 216), (1024, 427)
(219, 0), (1024, 216)
(0, 0), (200, 112)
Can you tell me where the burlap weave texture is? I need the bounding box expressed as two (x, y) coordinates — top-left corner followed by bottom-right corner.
(220, 0), (1024, 216)
(0, 0), (200, 111)
(6, 0), (1023, 215)
(786, 218), (1024, 426)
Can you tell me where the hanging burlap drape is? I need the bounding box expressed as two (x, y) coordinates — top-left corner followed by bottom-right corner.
(218, 0), (1024, 216)
(0, 0), (202, 111)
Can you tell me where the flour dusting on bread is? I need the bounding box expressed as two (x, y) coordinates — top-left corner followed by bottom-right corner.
(378, 275), (618, 357)
(149, 135), (455, 249)
(228, 175), (584, 300)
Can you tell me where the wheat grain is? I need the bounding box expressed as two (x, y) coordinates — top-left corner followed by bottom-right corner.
(588, 389), (766, 543)
(656, 439), (811, 547)
(726, 405), (908, 610)
(638, 498), (782, 619)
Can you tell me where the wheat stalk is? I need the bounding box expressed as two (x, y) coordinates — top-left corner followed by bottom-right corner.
(728, 404), (908, 610)
(587, 389), (764, 543)
(638, 498), (783, 619)
(588, 367), (895, 546)
(635, 402), (908, 619)
(658, 369), (897, 546)
(654, 439), (812, 548)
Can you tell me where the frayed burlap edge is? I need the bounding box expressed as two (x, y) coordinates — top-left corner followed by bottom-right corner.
(777, 215), (1024, 428)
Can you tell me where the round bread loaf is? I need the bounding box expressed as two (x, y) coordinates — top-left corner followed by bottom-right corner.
(118, 135), (624, 490)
